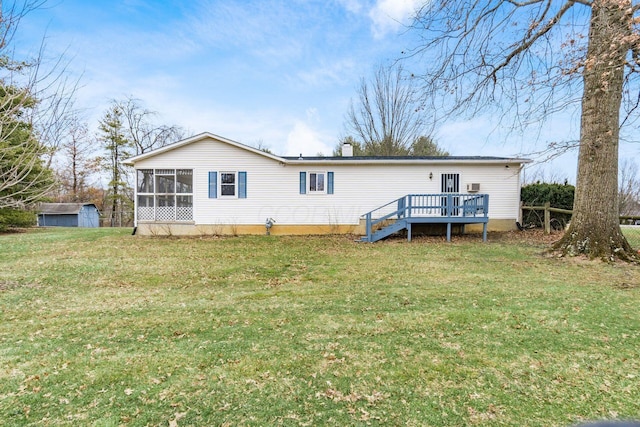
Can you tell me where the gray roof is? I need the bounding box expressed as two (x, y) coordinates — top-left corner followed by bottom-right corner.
(38, 203), (97, 215)
(124, 132), (532, 166)
(281, 155), (518, 161)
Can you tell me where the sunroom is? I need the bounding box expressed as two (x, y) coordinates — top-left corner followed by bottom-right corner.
(136, 169), (194, 221)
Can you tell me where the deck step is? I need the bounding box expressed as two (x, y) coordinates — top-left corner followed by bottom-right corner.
(362, 219), (407, 242)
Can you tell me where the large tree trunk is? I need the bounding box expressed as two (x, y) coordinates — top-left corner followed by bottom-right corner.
(554, 0), (636, 261)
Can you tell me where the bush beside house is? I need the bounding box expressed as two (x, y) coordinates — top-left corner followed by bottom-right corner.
(521, 182), (575, 228)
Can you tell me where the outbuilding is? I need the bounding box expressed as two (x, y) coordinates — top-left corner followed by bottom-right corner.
(37, 203), (100, 228)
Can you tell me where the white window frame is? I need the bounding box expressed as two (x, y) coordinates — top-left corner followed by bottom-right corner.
(308, 171), (326, 194)
(219, 171), (237, 198)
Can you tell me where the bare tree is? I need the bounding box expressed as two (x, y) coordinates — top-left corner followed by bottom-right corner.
(345, 64), (433, 156)
(94, 98), (184, 226)
(115, 96), (185, 155)
(53, 117), (100, 202)
(408, 0), (639, 261)
(251, 139), (273, 154)
(35, 66), (82, 169)
(522, 167), (571, 186)
(0, 1), (52, 209)
(0, 1), (80, 210)
(619, 159), (640, 216)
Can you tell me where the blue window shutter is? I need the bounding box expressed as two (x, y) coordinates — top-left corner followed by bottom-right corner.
(208, 172), (217, 198)
(299, 172), (306, 194)
(327, 172), (334, 194)
(238, 171), (247, 199)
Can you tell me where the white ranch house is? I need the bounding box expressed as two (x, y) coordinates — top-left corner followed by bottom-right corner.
(124, 132), (530, 240)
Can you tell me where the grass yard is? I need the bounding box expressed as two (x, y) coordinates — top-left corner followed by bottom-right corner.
(1, 228), (640, 426)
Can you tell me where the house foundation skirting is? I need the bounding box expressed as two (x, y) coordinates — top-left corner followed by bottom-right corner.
(466, 219), (514, 232)
(135, 222), (362, 236)
(135, 218), (517, 237)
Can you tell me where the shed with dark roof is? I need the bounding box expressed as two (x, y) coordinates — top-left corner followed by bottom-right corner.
(37, 203), (100, 228)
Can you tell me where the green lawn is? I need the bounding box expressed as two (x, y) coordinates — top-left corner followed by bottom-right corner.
(1, 228), (639, 426)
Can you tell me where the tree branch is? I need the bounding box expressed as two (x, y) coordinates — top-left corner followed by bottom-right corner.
(487, 1), (579, 89)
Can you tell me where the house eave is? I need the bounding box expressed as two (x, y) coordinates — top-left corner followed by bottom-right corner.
(123, 132), (286, 165)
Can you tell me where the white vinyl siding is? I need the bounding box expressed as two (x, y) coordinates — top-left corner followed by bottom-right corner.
(133, 137), (522, 226)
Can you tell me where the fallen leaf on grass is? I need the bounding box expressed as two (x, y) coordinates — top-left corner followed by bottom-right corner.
(168, 411), (187, 427)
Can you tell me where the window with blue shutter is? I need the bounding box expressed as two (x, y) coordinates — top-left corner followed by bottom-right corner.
(299, 172), (306, 194)
(208, 171), (217, 198)
(301, 171), (334, 195)
(238, 171), (247, 199)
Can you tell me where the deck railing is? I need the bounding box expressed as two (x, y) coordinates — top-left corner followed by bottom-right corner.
(363, 194), (489, 238)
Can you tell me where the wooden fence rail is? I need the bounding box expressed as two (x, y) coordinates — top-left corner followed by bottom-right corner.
(521, 202), (640, 234)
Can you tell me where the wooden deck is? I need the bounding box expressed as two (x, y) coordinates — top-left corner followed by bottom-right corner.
(361, 194), (489, 242)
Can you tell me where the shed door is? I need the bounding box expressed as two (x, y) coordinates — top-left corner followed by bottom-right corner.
(80, 207), (98, 228)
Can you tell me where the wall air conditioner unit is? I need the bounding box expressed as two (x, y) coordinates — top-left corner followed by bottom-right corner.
(467, 183), (480, 193)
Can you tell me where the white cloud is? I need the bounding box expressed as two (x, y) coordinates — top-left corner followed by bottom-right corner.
(369, 0), (421, 39)
(20, 0), (411, 161)
(285, 119), (333, 157)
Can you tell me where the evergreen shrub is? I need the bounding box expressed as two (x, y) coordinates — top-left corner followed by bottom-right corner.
(0, 208), (36, 232)
(521, 182), (575, 229)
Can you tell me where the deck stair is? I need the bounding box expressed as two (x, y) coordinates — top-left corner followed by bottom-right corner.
(361, 194), (489, 243)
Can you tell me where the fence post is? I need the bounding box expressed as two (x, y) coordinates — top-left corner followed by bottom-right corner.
(544, 202), (551, 234)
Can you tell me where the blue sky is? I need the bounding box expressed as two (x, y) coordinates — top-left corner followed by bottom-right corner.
(18, 0), (424, 155)
(15, 0), (636, 182)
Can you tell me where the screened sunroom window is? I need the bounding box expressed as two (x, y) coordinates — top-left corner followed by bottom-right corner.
(137, 169), (193, 221)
